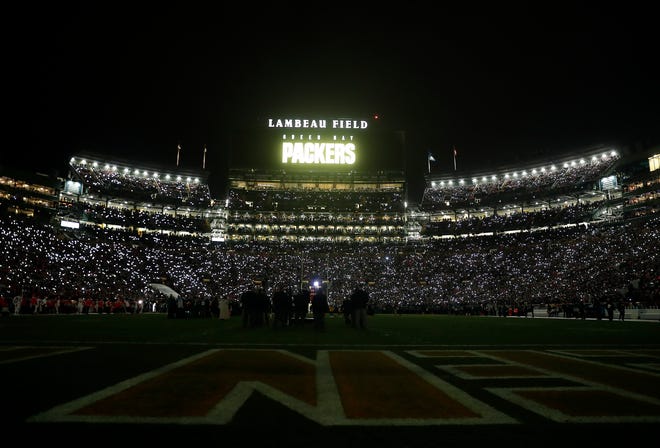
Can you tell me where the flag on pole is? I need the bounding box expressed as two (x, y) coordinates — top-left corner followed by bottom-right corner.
(452, 145), (457, 171)
(427, 152), (436, 174)
(176, 143), (181, 167)
(202, 144), (207, 170)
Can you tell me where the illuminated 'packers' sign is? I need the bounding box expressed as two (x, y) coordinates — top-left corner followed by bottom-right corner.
(268, 118), (368, 130)
(282, 141), (355, 165)
(272, 117), (367, 165)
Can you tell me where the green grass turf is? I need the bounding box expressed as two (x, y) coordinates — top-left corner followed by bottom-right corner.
(2, 313), (658, 347)
(2, 313), (659, 447)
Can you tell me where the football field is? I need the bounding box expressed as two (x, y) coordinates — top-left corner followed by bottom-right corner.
(2, 313), (659, 447)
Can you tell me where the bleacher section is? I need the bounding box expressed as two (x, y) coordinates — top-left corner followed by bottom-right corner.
(224, 169), (406, 243)
(1, 145), (658, 319)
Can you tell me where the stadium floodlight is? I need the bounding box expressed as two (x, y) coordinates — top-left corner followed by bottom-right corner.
(70, 157), (76, 164)
(540, 167), (546, 172)
(610, 150), (617, 156)
(81, 159), (87, 165)
(104, 164), (110, 170)
(472, 178), (478, 184)
(93, 161), (98, 167)
(482, 176), (487, 182)
(532, 169), (537, 174)
(492, 175), (497, 181)
(551, 165), (556, 170)
(124, 168), (129, 173)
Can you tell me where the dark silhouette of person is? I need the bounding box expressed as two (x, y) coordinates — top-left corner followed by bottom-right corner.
(618, 300), (626, 321)
(311, 287), (329, 331)
(240, 286), (258, 328)
(350, 284), (369, 329)
(254, 286), (269, 327)
(342, 296), (352, 326)
(272, 283), (291, 328)
(293, 288), (310, 325)
(606, 298), (615, 321)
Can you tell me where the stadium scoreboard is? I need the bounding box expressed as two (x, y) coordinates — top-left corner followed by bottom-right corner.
(230, 115), (404, 173)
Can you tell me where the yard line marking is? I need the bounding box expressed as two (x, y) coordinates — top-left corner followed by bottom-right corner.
(0, 346), (92, 365)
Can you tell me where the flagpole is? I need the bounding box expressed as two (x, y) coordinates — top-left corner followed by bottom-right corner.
(453, 146), (457, 171)
(202, 144), (207, 170)
(177, 143), (181, 167)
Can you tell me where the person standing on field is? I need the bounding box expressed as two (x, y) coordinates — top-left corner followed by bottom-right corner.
(350, 284), (369, 329)
(311, 286), (329, 331)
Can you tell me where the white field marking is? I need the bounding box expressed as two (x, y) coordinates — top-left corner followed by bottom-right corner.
(28, 349), (221, 423)
(27, 349), (518, 426)
(487, 386), (660, 423)
(407, 350), (481, 358)
(5, 339), (660, 349)
(558, 347), (660, 374)
(618, 349), (660, 358)
(476, 350), (660, 414)
(410, 348), (553, 380)
(362, 351), (518, 426)
(475, 349), (660, 389)
(627, 363), (660, 372)
(548, 349), (647, 357)
(0, 346), (93, 365)
(435, 363), (554, 380)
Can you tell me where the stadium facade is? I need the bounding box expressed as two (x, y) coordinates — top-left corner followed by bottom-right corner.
(0, 117), (658, 242)
(1, 116), (658, 316)
(222, 115), (407, 243)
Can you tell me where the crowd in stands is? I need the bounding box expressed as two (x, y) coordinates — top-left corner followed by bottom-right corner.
(421, 153), (618, 210)
(1, 211), (657, 318)
(423, 203), (600, 236)
(59, 200), (210, 233)
(2, 149), (656, 319)
(227, 189), (405, 213)
(70, 163), (211, 207)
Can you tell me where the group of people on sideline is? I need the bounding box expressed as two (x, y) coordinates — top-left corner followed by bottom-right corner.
(237, 283), (370, 331)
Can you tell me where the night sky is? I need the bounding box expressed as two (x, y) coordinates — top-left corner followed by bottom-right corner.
(4, 3), (658, 201)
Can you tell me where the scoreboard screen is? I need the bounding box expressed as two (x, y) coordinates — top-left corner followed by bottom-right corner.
(229, 116), (404, 172)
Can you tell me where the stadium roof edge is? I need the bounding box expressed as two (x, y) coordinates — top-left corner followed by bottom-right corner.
(70, 151), (209, 182)
(424, 144), (619, 181)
